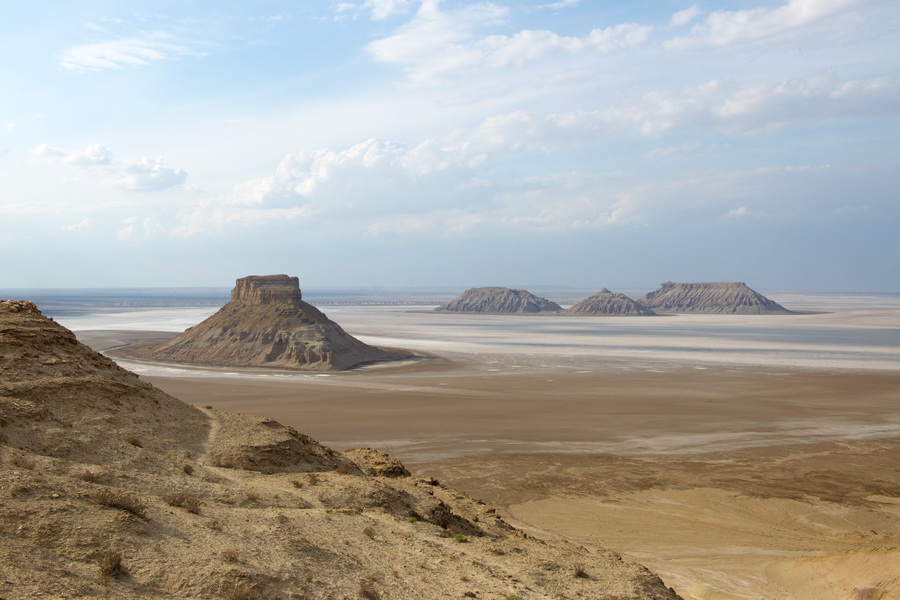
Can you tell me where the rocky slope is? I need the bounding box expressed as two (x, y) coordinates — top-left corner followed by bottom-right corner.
(564, 289), (656, 316)
(0, 299), (683, 600)
(638, 282), (792, 314)
(436, 287), (562, 314)
(141, 275), (408, 370)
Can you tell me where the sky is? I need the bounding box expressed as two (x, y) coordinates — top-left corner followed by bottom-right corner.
(1, 0), (898, 292)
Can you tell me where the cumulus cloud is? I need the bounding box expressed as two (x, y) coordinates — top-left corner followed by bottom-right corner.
(111, 157), (188, 192)
(727, 206), (751, 218)
(363, 0), (415, 19)
(366, 1), (649, 82)
(36, 143), (188, 192)
(666, 0), (859, 50)
(669, 5), (702, 27)
(59, 34), (190, 72)
(36, 143), (113, 165)
(61, 218), (93, 231)
(116, 216), (167, 241)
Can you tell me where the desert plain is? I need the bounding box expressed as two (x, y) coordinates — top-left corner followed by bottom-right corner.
(66, 293), (899, 600)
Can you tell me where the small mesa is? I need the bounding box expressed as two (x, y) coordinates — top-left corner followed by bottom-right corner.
(435, 287), (562, 314)
(638, 281), (792, 314)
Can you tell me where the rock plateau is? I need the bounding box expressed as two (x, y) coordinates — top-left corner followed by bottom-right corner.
(0, 299), (683, 600)
(143, 274), (407, 370)
(435, 287), (562, 314)
(564, 288), (657, 316)
(638, 281), (792, 314)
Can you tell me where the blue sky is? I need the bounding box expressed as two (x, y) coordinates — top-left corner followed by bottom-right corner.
(1, 0), (898, 291)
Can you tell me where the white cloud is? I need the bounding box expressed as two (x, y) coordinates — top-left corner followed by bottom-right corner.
(35, 144), (187, 192)
(542, 0), (581, 9)
(111, 157), (188, 192)
(666, 0), (859, 50)
(669, 5), (702, 27)
(58, 34), (190, 72)
(61, 219), (92, 231)
(366, 2), (649, 82)
(364, 0), (415, 19)
(727, 206), (751, 218)
(36, 143), (114, 165)
(116, 216), (164, 241)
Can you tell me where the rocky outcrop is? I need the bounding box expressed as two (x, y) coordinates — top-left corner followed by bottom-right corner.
(638, 281), (792, 314)
(564, 289), (656, 316)
(144, 274), (408, 370)
(0, 301), (684, 600)
(435, 287), (562, 314)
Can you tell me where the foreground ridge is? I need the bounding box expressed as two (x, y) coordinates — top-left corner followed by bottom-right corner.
(0, 299), (683, 600)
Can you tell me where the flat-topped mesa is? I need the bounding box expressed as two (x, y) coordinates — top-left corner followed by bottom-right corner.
(638, 281), (792, 314)
(232, 274), (302, 305)
(436, 287), (562, 314)
(564, 288), (656, 316)
(144, 274), (410, 370)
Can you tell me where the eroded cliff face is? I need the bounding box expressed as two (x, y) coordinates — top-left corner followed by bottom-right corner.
(564, 289), (656, 316)
(638, 282), (792, 314)
(145, 275), (409, 370)
(230, 274), (301, 304)
(435, 287), (562, 314)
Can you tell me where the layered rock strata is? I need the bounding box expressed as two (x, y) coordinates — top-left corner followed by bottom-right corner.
(564, 288), (657, 316)
(146, 274), (406, 370)
(435, 287), (562, 314)
(638, 281), (792, 314)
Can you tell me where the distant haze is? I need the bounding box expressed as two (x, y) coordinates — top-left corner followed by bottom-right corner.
(1, 2), (898, 291)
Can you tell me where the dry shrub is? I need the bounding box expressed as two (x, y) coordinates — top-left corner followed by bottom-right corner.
(123, 435), (143, 448)
(362, 526), (376, 540)
(221, 550), (240, 563)
(98, 550), (124, 578)
(359, 576), (381, 600)
(0, 429), (8, 445)
(205, 519), (223, 531)
(93, 489), (146, 518)
(182, 464), (194, 475)
(163, 493), (202, 514)
(335, 462), (356, 475)
(573, 565), (589, 578)
(77, 470), (103, 484)
(223, 585), (256, 600)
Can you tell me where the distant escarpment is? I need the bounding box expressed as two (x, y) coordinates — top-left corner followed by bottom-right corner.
(144, 274), (408, 370)
(564, 289), (656, 316)
(435, 287), (562, 314)
(638, 281), (792, 314)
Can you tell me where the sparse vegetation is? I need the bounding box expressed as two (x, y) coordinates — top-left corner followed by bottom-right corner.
(93, 489), (146, 517)
(77, 469), (102, 483)
(573, 565), (589, 578)
(291, 479), (304, 488)
(205, 519), (222, 531)
(306, 472), (319, 485)
(359, 576), (381, 599)
(362, 525), (376, 540)
(163, 492), (202, 514)
(336, 462), (356, 474)
(506, 595), (524, 600)
(98, 550), (124, 578)
(123, 435), (143, 447)
(182, 464), (194, 475)
(223, 585), (256, 600)
(221, 549), (240, 563)
(454, 533), (468, 543)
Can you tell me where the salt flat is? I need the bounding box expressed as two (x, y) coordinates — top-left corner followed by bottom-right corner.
(63, 292), (899, 600)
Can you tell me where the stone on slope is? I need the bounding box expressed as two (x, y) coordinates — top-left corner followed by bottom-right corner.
(146, 274), (408, 370)
(435, 287), (562, 314)
(638, 281), (792, 314)
(564, 288), (656, 316)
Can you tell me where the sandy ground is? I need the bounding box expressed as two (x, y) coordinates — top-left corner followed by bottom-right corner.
(73, 305), (900, 600)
